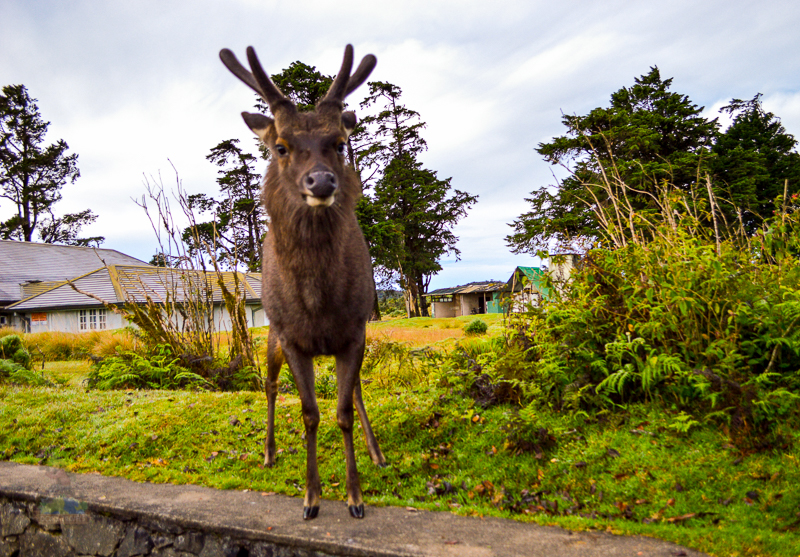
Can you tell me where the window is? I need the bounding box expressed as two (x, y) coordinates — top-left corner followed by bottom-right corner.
(79, 309), (107, 331)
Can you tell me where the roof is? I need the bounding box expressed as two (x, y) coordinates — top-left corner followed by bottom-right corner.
(7, 265), (262, 311)
(424, 280), (509, 297)
(514, 266), (546, 282)
(507, 266), (550, 296)
(0, 240), (149, 304)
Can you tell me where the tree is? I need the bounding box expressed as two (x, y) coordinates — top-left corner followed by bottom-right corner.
(0, 84), (102, 245)
(257, 61), (333, 113)
(712, 94), (800, 233)
(357, 82), (477, 317)
(506, 67), (718, 254)
(183, 139), (265, 271)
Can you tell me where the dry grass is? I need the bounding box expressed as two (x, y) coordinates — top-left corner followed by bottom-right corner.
(0, 329), (139, 362)
(244, 316), (505, 349)
(366, 326), (464, 346)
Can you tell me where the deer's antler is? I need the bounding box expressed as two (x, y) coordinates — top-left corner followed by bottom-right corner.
(219, 47), (293, 115)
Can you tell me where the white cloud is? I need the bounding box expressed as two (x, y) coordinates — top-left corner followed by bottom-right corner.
(2, 0), (800, 285)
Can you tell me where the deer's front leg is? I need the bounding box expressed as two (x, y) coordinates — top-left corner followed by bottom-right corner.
(282, 346), (321, 519)
(336, 340), (367, 518)
(264, 332), (284, 467)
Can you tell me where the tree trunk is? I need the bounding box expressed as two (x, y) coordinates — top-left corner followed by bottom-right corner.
(416, 276), (429, 317)
(370, 274), (382, 322)
(404, 279), (422, 318)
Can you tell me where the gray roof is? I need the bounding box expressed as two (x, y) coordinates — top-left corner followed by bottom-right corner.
(424, 280), (509, 297)
(7, 265), (262, 311)
(0, 240), (148, 304)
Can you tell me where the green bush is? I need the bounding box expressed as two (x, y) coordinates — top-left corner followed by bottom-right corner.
(0, 335), (31, 369)
(489, 197), (800, 451)
(463, 318), (488, 336)
(0, 358), (25, 378)
(88, 344), (210, 391)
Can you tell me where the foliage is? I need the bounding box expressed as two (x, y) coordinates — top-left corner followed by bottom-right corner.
(0, 84), (102, 245)
(357, 82), (478, 317)
(87, 344), (210, 391)
(377, 289), (405, 318)
(2, 328), (137, 363)
(499, 184), (800, 451)
(256, 61), (333, 114)
(507, 68), (718, 254)
(90, 172), (259, 386)
(712, 94), (800, 234)
(463, 318), (488, 336)
(0, 334), (31, 369)
(183, 139), (265, 272)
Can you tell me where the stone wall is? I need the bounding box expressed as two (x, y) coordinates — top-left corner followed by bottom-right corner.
(0, 462), (708, 557)
(0, 497), (328, 557)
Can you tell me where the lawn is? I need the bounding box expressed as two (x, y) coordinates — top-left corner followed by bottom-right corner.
(2, 317), (799, 557)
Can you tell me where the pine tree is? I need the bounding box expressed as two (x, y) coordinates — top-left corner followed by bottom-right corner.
(183, 139), (265, 271)
(358, 82), (477, 317)
(506, 67), (718, 254)
(0, 84), (102, 245)
(712, 94), (800, 233)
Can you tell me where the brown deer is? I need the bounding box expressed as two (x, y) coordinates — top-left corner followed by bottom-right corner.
(219, 45), (386, 520)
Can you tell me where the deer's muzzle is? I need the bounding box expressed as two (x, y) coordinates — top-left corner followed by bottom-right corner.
(303, 170), (338, 207)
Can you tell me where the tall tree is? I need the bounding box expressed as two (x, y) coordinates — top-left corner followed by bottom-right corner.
(257, 61), (333, 113)
(358, 82), (477, 317)
(506, 67), (718, 254)
(183, 139), (265, 271)
(0, 84), (102, 245)
(712, 94), (800, 233)
(182, 64), (334, 271)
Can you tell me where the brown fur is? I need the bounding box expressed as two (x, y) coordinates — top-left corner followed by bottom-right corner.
(220, 45), (384, 520)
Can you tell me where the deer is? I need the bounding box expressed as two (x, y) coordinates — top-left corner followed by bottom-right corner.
(219, 45), (386, 520)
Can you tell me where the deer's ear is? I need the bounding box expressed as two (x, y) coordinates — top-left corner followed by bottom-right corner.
(341, 111), (357, 136)
(242, 112), (274, 143)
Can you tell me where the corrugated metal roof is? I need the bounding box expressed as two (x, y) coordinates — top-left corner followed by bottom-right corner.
(20, 281), (65, 298)
(516, 266), (545, 282)
(8, 265), (262, 311)
(507, 266), (549, 295)
(0, 240), (149, 303)
(424, 280), (509, 297)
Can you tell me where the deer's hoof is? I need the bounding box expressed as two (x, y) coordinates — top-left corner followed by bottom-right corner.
(377, 462), (388, 469)
(348, 504), (365, 519)
(303, 506), (319, 520)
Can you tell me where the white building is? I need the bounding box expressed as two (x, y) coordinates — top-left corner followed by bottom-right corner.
(0, 241), (265, 333)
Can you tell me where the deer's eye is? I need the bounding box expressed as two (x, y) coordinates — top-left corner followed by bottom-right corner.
(274, 143), (289, 157)
(336, 141), (347, 156)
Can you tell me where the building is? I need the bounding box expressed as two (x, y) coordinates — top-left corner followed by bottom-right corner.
(423, 255), (582, 317)
(423, 280), (509, 318)
(0, 241), (264, 333)
(506, 266), (548, 312)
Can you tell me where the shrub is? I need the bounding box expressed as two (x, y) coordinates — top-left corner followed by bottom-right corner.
(494, 190), (800, 451)
(463, 318), (488, 336)
(87, 344), (210, 391)
(0, 334), (31, 369)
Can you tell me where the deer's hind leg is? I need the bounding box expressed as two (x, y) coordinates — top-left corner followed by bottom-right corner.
(354, 379), (386, 467)
(264, 331), (284, 467)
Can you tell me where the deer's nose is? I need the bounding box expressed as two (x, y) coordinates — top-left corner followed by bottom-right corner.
(304, 171), (337, 198)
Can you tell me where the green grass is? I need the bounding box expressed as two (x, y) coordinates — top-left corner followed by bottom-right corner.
(43, 360), (92, 387)
(1, 379), (798, 556)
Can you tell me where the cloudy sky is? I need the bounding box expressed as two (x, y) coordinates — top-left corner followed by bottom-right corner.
(2, 0), (800, 289)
